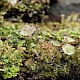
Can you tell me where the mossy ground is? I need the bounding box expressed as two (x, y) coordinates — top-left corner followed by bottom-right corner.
(0, 14), (80, 80)
(0, 1), (80, 80)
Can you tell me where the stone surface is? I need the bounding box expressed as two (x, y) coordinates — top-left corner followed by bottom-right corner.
(58, 0), (80, 6)
(47, 1), (80, 22)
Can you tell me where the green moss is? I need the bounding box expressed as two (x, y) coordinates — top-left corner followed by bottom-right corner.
(0, 14), (80, 79)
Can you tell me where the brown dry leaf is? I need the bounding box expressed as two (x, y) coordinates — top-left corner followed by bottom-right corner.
(3, 43), (8, 49)
(77, 46), (80, 50)
(41, 42), (53, 50)
(31, 0), (36, 4)
(42, 0), (50, 4)
(25, 58), (33, 66)
(41, 42), (54, 56)
(0, 61), (3, 65)
(17, 46), (24, 53)
(6, 35), (13, 40)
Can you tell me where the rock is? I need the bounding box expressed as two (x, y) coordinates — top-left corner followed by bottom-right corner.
(47, 0), (80, 22)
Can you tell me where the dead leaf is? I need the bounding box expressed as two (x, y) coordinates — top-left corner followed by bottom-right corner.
(62, 44), (75, 55)
(20, 25), (36, 37)
(25, 58), (33, 66)
(0, 60), (3, 65)
(17, 46), (24, 53)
